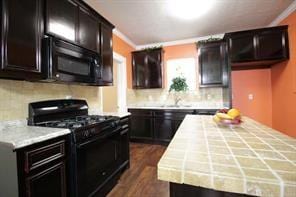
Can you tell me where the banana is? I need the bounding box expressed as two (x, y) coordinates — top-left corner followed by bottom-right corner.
(216, 112), (233, 120)
(213, 115), (221, 123)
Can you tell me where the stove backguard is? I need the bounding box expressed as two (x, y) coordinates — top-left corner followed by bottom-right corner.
(28, 99), (89, 125)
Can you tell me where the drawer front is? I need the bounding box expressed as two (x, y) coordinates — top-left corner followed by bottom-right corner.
(154, 110), (194, 120)
(24, 140), (66, 173)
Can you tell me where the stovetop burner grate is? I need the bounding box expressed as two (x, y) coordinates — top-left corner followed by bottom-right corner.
(35, 115), (114, 129)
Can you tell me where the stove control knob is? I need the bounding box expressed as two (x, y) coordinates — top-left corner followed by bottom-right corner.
(111, 121), (119, 128)
(84, 130), (90, 138)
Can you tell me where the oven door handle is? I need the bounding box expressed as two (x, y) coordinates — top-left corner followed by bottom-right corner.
(77, 127), (121, 149)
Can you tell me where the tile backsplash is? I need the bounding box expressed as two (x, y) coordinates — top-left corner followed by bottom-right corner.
(0, 79), (101, 120)
(127, 88), (224, 108)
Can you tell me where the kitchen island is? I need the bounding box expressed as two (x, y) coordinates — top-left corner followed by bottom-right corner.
(158, 115), (296, 197)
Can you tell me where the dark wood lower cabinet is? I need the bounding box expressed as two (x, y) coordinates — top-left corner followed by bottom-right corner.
(154, 117), (174, 143)
(17, 136), (69, 197)
(25, 162), (66, 197)
(119, 116), (131, 168)
(130, 114), (153, 141)
(170, 183), (255, 197)
(128, 109), (216, 144)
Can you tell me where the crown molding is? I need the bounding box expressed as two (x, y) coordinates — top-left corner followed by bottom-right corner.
(135, 33), (224, 50)
(113, 28), (137, 49)
(269, 1), (296, 26)
(113, 1), (296, 51)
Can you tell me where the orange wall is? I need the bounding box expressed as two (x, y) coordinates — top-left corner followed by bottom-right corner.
(232, 69), (272, 127)
(271, 11), (296, 137)
(112, 34), (135, 88)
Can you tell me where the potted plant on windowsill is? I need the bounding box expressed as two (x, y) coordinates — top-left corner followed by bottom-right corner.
(169, 77), (188, 106)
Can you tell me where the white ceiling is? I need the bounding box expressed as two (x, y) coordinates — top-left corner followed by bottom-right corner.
(84, 0), (294, 46)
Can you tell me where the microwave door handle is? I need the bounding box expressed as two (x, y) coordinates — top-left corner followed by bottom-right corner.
(94, 59), (101, 79)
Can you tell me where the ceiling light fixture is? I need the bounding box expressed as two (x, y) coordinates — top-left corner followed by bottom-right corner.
(167, 0), (214, 20)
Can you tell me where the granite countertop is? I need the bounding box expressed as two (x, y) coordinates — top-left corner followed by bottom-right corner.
(127, 106), (221, 110)
(0, 120), (70, 150)
(158, 115), (296, 197)
(97, 112), (131, 118)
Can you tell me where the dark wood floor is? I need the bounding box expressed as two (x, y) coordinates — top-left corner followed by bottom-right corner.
(107, 143), (169, 197)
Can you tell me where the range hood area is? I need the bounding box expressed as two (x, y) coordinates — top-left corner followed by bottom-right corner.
(0, 0), (114, 86)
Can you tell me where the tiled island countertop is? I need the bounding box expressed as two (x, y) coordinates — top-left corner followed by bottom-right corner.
(158, 115), (296, 197)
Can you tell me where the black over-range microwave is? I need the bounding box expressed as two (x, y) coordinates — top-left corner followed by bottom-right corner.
(42, 36), (101, 85)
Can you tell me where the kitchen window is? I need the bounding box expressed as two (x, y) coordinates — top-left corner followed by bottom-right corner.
(166, 58), (197, 91)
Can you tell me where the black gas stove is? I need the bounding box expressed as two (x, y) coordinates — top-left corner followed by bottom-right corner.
(34, 115), (113, 129)
(28, 99), (120, 143)
(27, 99), (124, 197)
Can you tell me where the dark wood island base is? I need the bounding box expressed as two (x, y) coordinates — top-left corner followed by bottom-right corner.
(170, 182), (255, 197)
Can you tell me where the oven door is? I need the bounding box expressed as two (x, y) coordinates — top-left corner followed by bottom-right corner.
(75, 129), (121, 197)
(43, 37), (101, 84)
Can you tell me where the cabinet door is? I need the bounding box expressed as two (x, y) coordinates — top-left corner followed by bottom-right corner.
(132, 52), (147, 88)
(154, 118), (173, 142)
(0, 0), (43, 80)
(100, 23), (113, 85)
(229, 33), (255, 62)
(120, 128), (130, 165)
(147, 50), (162, 88)
(256, 29), (288, 60)
(199, 42), (228, 87)
(45, 0), (77, 42)
(172, 119), (183, 136)
(78, 7), (98, 51)
(130, 116), (153, 139)
(25, 162), (67, 197)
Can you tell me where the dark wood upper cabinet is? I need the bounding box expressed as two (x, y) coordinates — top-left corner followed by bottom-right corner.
(132, 48), (163, 89)
(99, 23), (114, 85)
(256, 28), (289, 60)
(132, 51), (146, 88)
(78, 6), (98, 51)
(0, 0), (43, 80)
(198, 41), (229, 88)
(146, 50), (163, 88)
(45, 0), (78, 42)
(224, 25), (289, 70)
(228, 33), (255, 62)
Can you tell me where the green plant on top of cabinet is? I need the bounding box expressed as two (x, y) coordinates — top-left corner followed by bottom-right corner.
(0, 0), (44, 80)
(198, 41), (229, 88)
(224, 25), (289, 70)
(132, 48), (163, 89)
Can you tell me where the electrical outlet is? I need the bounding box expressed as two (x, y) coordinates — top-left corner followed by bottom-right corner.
(248, 94), (254, 100)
